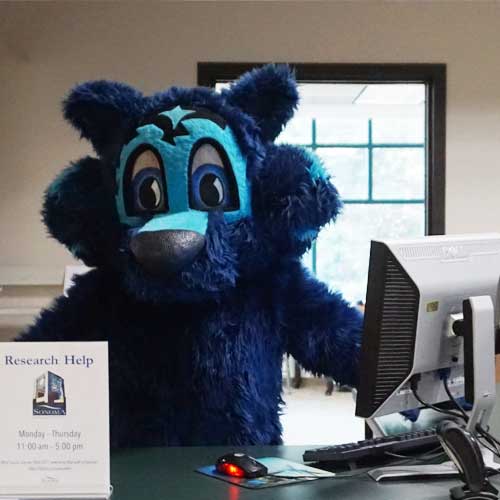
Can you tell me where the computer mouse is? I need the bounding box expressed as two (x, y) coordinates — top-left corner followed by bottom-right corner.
(215, 452), (268, 479)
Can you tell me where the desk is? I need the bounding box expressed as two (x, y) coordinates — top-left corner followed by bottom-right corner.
(110, 445), (492, 500)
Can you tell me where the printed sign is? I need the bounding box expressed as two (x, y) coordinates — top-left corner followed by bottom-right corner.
(0, 342), (110, 499)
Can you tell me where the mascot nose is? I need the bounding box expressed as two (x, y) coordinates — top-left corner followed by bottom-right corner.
(130, 230), (206, 276)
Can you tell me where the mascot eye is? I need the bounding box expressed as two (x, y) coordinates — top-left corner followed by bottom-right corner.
(124, 148), (168, 216)
(189, 142), (239, 211)
(134, 169), (163, 211)
(193, 164), (228, 208)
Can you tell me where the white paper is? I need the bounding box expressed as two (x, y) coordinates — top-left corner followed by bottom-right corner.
(0, 342), (110, 499)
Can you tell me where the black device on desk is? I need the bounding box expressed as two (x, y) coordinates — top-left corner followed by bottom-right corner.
(304, 236), (500, 498)
(215, 452), (268, 479)
(437, 420), (498, 500)
(303, 428), (439, 464)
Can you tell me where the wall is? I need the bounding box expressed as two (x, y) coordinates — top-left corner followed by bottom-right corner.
(1, 0), (500, 284)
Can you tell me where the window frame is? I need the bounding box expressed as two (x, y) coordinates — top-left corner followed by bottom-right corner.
(197, 62), (446, 235)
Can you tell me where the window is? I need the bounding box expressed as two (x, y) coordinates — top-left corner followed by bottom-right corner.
(199, 63), (446, 304)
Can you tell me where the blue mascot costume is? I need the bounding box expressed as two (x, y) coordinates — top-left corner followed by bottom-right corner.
(19, 64), (363, 447)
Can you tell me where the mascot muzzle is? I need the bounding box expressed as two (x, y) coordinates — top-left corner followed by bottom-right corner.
(130, 229), (206, 276)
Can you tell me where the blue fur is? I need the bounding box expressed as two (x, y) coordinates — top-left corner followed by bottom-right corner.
(222, 64), (299, 142)
(19, 65), (362, 447)
(295, 228), (319, 242)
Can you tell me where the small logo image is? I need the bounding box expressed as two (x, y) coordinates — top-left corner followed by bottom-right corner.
(426, 300), (439, 313)
(33, 371), (66, 416)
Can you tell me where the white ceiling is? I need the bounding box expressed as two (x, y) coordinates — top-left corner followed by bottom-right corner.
(217, 81), (426, 107)
(298, 83), (425, 106)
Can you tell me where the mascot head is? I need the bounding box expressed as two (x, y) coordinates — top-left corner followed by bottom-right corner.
(44, 65), (341, 302)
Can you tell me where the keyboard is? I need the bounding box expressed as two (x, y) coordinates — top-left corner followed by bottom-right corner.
(303, 429), (440, 463)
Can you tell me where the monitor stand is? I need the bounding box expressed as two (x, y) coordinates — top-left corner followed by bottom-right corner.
(463, 296), (496, 435)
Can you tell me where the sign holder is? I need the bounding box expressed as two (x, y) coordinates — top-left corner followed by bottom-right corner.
(0, 342), (111, 500)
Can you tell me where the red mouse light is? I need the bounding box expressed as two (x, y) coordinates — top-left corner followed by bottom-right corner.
(218, 462), (245, 478)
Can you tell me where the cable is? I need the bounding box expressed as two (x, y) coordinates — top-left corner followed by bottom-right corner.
(384, 444), (444, 460)
(437, 377), (500, 463)
(477, 424), (500, 449)
(476, 435), (500, 458)
(268, 474), (326, 479)
(384, 444), (447, 463)
(442, 378), (469, 421)
(384, 449), (447, 462)
(419, 446), (450, 459)
(440, 378), (500, 459)
(476, 425), (500, 458)
(411, 384), (466, 421)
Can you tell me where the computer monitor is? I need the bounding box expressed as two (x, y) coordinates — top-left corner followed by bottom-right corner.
(355, 233), (500, 435)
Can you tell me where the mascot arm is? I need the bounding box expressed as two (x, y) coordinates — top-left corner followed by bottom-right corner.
(283, 264), (363, 387)
(17, 270), (106, 342)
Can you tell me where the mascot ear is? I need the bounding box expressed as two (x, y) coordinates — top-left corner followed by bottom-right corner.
(63, 80), (144, 155)
(43, 157), (120, 267)
(223, 64), (299, 142)
(254, 145), (341, 255)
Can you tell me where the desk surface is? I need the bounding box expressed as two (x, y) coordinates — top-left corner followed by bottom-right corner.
(110, 445), (484, 500)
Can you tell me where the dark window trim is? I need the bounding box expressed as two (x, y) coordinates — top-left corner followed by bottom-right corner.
(198, 62), (446, 235)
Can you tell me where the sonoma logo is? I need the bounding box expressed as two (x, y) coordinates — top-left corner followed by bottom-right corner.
(33, 406), (66, 416)
(33, 371), (66, 416)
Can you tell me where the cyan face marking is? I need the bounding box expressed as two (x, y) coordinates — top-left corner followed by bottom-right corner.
(140, 211), (208, 235)
(294, 151), (327, 243)
(116, 107), (250, 235)
(306, 150), (328, 181)
(166, 105), (194, 129)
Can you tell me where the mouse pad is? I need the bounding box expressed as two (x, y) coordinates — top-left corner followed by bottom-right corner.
(197, 457), (335, 489)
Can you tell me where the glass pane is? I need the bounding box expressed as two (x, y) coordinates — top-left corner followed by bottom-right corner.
(215, 82), (230, 92)
(373, 148), (425, 200)
(363, 84), (426, 144)
(371, 115), (425, 144)
(277, 113), (313, 145)
(317, 148), (368, 200)
(316, 117), (368, 144)
(356, 84), (425, 106)
(313, 204), (425, 304)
